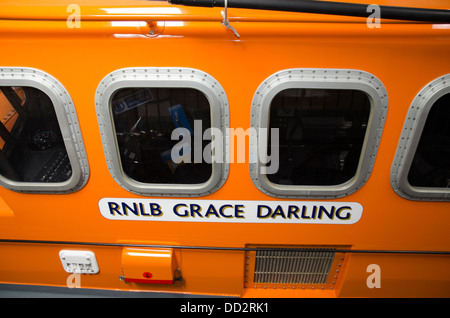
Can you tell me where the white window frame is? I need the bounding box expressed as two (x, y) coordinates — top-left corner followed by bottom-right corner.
(250, 68), (388, 199)
(391, 74), (450, 201)
(0, 67), (89, 193)
(95, 67), (229, 197)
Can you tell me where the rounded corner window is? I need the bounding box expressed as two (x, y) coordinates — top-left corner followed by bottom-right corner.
(95, 67), (229, 197)
(250, 68), (388, 199)
(391, 74), (450, 201)
(0, 67), (89, 193)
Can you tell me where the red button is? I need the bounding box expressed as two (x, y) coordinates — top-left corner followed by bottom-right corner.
(143, 272), (153, 279)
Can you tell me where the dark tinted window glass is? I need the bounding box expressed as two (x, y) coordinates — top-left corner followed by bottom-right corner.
(267, 89), (370, 186)
(0, 87), (72, 183)
(407, 93), (450, 188)
(111, 87), (211, 184)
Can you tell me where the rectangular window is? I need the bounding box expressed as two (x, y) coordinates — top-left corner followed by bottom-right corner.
(0, 86), (72, 183)
(391, 74), (450, 201)
(111, 87), (212, 184)
(407, 93), (450, 188)
(267, 88), (370, 186)
(95, 67), (229, 196)
(0, 67), (89, 193)
(250, 69), (388, 199)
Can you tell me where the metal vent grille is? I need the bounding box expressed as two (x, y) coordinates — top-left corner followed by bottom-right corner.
(245, 246), (345, 289)
(254, 249), (335, 284)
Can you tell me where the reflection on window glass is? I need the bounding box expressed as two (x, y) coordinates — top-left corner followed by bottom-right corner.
(0, 87), (72, 183)
(111, 87), (212, 184)
(267, 88), (370, 186)
(408, 93), (450, 188)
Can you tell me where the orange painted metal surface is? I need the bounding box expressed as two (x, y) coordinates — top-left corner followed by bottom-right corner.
(0, 0), (449, 297)
(121, 247), (176, 284)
